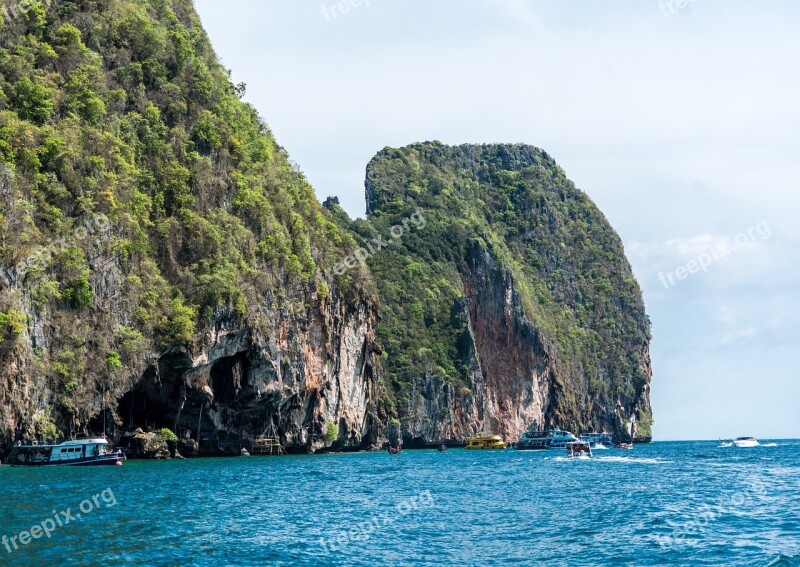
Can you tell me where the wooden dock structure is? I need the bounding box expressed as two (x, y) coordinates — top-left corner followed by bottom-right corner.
(250, 436), (285, 455)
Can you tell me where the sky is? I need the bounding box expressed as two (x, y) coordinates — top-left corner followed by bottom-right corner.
(194, 0), (800, 440)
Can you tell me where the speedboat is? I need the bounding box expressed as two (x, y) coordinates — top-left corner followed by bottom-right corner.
(732, 437), (759, 448)
(465, 434), (508, 450)
(613, 442), (634, 450)
(579, 433), (613, 449)
(566, 441), (593, 458)
(516, 428), (579, 450)
(7, 438), (124, 466)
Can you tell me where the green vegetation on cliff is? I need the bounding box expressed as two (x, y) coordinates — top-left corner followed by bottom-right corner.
(0, 1), (652, 446)
(0, 0), (368, 436)
(339, 142), (651, 433)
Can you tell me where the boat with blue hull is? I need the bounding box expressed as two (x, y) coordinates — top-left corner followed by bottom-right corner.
(515, 428), (579, 450)
(7, 438), (124, 467)
(579, 433), (614, 449)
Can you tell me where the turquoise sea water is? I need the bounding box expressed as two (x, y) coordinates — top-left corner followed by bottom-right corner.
(1, 440), (798, 566)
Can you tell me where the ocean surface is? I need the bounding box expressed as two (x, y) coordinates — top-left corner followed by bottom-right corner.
(1, 440), (798, 566)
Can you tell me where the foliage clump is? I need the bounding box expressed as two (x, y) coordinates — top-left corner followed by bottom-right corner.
(157, 427), (178, 442)
(0, 309), (26, 343)
(323, 419), (339, 442)
(106, 351), (123, 371)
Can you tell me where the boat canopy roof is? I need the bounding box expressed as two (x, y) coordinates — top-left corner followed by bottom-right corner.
(16, 438), (109, 449)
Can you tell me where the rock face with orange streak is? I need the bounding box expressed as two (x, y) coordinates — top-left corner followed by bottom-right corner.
(359, 142), (654, 446)
(460, 242), (555, 443)
(116, 284), (382, 454)
(399, 244), (555, 446)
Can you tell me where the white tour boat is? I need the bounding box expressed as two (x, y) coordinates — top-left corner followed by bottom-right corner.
(7, 438), (124, 466)
(516, 428), (579, 450)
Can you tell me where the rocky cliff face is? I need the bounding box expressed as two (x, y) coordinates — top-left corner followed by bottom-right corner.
(118, 284), (382, 454)
(0, 205), (382, 456)
(400, 242), (554, 445)
(355, 143), (653, 444)
(0, 0), (382, 457)
(399, 239), (652, 445)
(0, 2), (652, 458)
(0, 248), (381, 456)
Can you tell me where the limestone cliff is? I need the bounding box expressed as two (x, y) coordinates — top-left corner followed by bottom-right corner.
(0, 1), (652, 459)
(348, 142), (653, 445)
(0, 0), (381, 456)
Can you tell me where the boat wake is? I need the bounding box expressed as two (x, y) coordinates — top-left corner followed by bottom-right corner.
(761, 442), (778, 447)
(592, 443), (609, 450)
(594, 456), (671, 464)
(546, 456), (670, 464)
(718, 442), (733, 448)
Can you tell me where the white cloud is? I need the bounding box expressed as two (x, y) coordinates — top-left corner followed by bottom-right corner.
(722, 326), (758, 345)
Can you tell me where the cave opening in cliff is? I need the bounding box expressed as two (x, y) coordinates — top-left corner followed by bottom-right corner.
(117, 352), (193, 431)
(87, 407), (118, 439)
(210, 353), (251, 405)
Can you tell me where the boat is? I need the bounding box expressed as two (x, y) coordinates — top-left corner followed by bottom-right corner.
(579, 433), (613, 449)
(732, 437), (759, 448)
(387, 445), (402, 455)
(566, 441), (593, 458)
(613, 442), (634, 450)
(465, 434), (508, 450)
(7, 438), (124, 467)
(437, 443), (447, 452)
(516, 428), (579, 450)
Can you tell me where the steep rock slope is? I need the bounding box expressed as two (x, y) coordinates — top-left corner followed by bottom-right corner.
(0, 0), (380, 455)
(342, 142), (652, 444)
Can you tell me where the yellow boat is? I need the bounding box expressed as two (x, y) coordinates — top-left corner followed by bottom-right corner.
(464, 434), (508, 450)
